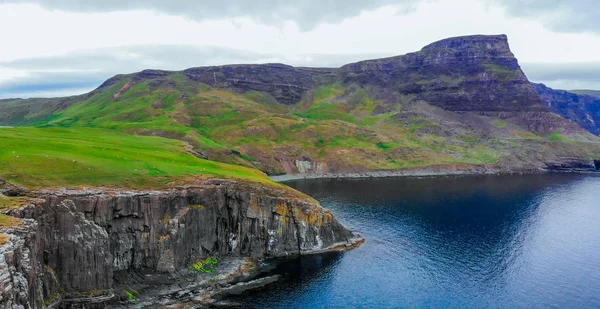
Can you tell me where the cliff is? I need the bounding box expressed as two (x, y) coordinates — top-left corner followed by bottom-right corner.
(533, 83), (600, 136)
(0, 180), (361, 308)
(1, 34), (600, 176)
(339, 35), (544, 112)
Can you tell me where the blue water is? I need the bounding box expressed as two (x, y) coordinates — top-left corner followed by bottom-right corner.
(233, 174), (600, 308)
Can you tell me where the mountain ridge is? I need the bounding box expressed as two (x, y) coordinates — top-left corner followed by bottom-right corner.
(1, 34), (599, 176)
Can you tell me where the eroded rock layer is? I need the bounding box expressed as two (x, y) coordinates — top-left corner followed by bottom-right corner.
(0, 180), (360, 308)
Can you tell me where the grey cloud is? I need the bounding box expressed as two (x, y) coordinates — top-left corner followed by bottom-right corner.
(0, 44), (387, 98)
(0, 45), (275, 98)
(1, 45), (276, 73)
(0, 0), (416, 30)
(521, 62), (600, 90)
(494, 0), (600, 33)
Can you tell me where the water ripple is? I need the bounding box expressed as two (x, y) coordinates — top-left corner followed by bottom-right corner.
(231, 174), (600, 308)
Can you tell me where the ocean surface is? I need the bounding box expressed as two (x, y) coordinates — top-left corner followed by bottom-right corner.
(231, 173), (600, 308)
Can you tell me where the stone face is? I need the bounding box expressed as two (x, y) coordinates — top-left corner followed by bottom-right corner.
(183, 64), (336, 105)
(339, 35), (544, 112)
(533, 83), (600, 136)
(0, 219), (46, 309)
(0, 180), (360, 307)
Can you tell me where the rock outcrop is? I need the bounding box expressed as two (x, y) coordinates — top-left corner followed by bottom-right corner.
(0, 180), (361, 308)
(183, 64), (336, 105)
(533, 83), (600, 136)
(340, 34), (544, 112)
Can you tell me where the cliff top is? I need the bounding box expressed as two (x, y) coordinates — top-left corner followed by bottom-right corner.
(421, 34), (510, 51)
(0, 127), (282, 190)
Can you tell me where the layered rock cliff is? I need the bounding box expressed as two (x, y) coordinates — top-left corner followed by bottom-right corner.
(533, 83), (600, 136)
(339, 35), (545, 112)
(0, 180), (361, 308)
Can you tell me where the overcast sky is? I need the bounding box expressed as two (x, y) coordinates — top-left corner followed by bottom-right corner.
(1, 0), (600, 99)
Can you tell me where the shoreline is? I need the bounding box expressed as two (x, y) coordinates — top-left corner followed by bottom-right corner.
(269, 167), (532, 182)
(269, 167), (600, 182)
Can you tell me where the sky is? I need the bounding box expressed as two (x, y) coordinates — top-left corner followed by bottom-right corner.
(1, 0), (600, 99)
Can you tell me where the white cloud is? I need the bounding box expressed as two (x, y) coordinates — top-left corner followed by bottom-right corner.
(1, 0), (600, 98)
(0, 0), (418, 30)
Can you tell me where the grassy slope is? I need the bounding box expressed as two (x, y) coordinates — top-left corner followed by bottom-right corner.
(32, 76), (506, 171)
(2, 72), (599, 180)
(0, 127), (277, 189)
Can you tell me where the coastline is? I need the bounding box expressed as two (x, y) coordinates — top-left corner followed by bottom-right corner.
(269, 167), (536, 182)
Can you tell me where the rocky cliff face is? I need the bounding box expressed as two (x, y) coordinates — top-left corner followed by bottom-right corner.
(182, 64), (336, 105)
(533, 83), (600, 136)
(339, 35), (545, 112)
(0, 180), (361, 308)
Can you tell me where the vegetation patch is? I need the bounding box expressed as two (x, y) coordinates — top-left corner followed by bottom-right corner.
(191, 256), (219, 273)
(548, 132), (570, 143)
(0, 233), (9, 246)
(0, 127), (278, 189)
(123, 288), (140, 301)
(0, 196), (36, 210)
(0, 214), (23, 229)
(492, 119), (507, 129)
(513, 131), (539, 139)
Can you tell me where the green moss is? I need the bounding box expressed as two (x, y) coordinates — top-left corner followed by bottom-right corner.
(548, 132), (570, 143)
(191, 256), (218, 273)
(0, 214), (22, 228)
(492, 119), (507, 129)
(124, 289), (138, 301)
(0, 196), (35, 210)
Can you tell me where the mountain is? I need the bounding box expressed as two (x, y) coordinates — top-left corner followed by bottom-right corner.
(571, 89), (600, 99)
(1, 34), (600, 307)
(1, 34), (599, 176)
(534, 83), (600, 136)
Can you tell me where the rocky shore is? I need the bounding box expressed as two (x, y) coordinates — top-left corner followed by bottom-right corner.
(270, 164), (600, 182)
(0, 179), (362, 308)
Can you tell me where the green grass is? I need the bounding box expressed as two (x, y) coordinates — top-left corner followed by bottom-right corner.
(492, 119), (507, 129)
(0, 214), (22, 228)
(0, 196), (36, 210)
(191, 257), (218, 273)
(0, 127), (277, 189)
(4, 75), (582, 179)
(548, 132), (570, 143)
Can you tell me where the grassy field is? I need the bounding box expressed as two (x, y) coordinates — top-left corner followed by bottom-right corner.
(0, 127), (277, 189)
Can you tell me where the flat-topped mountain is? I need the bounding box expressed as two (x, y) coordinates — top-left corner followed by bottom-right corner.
(1, 34), (599, 176)
(340, 34), (543, 112)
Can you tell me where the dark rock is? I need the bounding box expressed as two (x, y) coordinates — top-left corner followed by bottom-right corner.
(184, 64), (336, 105)
(0, 181), (361, 308)
(533, 83), (600, 136)
(339, 34), (545, 112)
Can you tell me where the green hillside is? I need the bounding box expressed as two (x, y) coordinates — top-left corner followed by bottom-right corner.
(3, 71), (600, 177)
(2, 35), (600, 183)
(34, 76), (501, 171)
(0, 127), (277, 189)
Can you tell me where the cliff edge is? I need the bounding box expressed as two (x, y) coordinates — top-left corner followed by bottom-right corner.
(0, 180), (362, 308)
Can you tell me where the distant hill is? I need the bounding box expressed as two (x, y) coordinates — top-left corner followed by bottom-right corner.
(534, 84), (600, 136)
(570, 89), (600, 99)
(1, 34), (599, 176)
